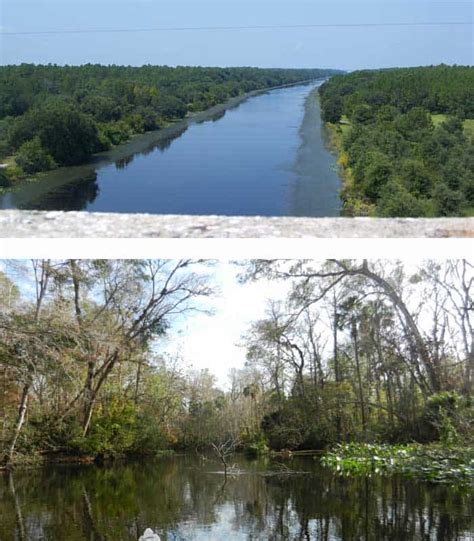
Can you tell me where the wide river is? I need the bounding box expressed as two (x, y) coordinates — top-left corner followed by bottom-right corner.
(1, 455), (471, 540)
(0, 83), (342, 216)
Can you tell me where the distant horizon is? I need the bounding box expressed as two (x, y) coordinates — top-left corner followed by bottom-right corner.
(1, 62), (471, 71)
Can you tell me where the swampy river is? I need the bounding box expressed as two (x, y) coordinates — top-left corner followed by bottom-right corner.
(0, 83), (342, 216)
(1, 455), (472, 540)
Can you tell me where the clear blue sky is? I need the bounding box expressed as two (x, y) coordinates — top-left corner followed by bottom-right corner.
(1, 0), (472, 69)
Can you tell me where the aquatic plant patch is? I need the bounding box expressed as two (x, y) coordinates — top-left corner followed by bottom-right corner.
(321, 443), (474, 485)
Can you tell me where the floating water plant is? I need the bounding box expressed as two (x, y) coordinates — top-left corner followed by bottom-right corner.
(321, 443), (474, 486)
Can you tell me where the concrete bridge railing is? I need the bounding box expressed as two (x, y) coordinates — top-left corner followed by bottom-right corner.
(0, 211), (472, 237)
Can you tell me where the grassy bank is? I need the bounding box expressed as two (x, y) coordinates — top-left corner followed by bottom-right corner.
(321, 443), (474, 486)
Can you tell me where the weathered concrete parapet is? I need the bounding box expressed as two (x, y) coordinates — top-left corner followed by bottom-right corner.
(0, 211), (472, 237)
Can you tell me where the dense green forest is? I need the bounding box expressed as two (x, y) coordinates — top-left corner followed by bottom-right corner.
(0, 64), (335, 184)
(0, 260), (472, 483)
(319, 65), (474, 217)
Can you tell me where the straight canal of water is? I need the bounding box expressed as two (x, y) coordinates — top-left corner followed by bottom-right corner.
(0, 83), (342, 216)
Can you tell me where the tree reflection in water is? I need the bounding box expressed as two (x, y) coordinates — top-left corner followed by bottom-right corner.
(115, 124), (189, 171)
(20, 171), (100, 212)
(0, 455), (471, 540)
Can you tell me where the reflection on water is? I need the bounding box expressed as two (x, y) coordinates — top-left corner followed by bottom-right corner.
(1, 455), (471, 541)
(195, 109), (227, 124)
(0, 84), (342, 216)
(23, 172), (99, 212)
(116, 124), (190, 170)
(116, 155), (135, 170)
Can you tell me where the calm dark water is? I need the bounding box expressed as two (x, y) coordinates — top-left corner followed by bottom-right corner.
(1, 455), (472, 540)
(0, 84), (342, 216)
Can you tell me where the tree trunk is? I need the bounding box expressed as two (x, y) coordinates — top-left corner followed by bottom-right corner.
(352, 320), (367, 439)
(466, 342), (474, 396)
(5, 260), (51, 465)
(83, 360), (95, 433)
(1, 365), (7, 457)
(82, 397), (95, 438)
(333, 292), (342, 441)
(134, 358), (143, 405)
(333, 293), (340, 383)
(6, 383), (30, 466)
(9, 472), (26, 541)
(338, 261), (440, 393)
(385, 375), (395, 425)
(82, 350), (120, 436)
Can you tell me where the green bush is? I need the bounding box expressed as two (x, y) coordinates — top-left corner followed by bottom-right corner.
(0, 168), (12, 187)
(360, 152), (394, 199)
(321, 95), (343, 123)
(99, 120), (132, 146)
(124, 113), (145, 134)
(0, 164), (25, 186)
(10, 103), (100, 166)
(377, 179), (433, 217)
(241, 431), (269, 457)
(351, 104), (374, 125)
(134, 106), (161, 131)
(130, 413), (170, 455)
(432, 183), (463, 216)
(69, 401), (138, 458)
(15, 136), (56, 173)
(424, 391), (466, 444)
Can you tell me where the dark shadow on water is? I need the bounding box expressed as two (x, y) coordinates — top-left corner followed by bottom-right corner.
(85, 124), (189, 167)
(19, 172), (100, 211)
(115, 155), (135, 170)
(195, 109), (227, 124)
(114, 124), (189, 169)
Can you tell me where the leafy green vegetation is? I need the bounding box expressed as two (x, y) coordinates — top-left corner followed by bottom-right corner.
(0, 64), (337, 181)
(15, 136), (56, 174)
(241, 431), (270, 457)
(1, 259), (473, 487)
(319, 65), (474, 216)
(321, 443), (474, 485)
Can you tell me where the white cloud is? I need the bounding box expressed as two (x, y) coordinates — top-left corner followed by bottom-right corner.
(158, 261), (290, 387)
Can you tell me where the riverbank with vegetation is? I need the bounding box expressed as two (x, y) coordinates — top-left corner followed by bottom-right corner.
(318, 65), (474, 217)
(0, 64), (338, 188)
(4, 444), (473, 490)
(1, 259), (473, 487)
